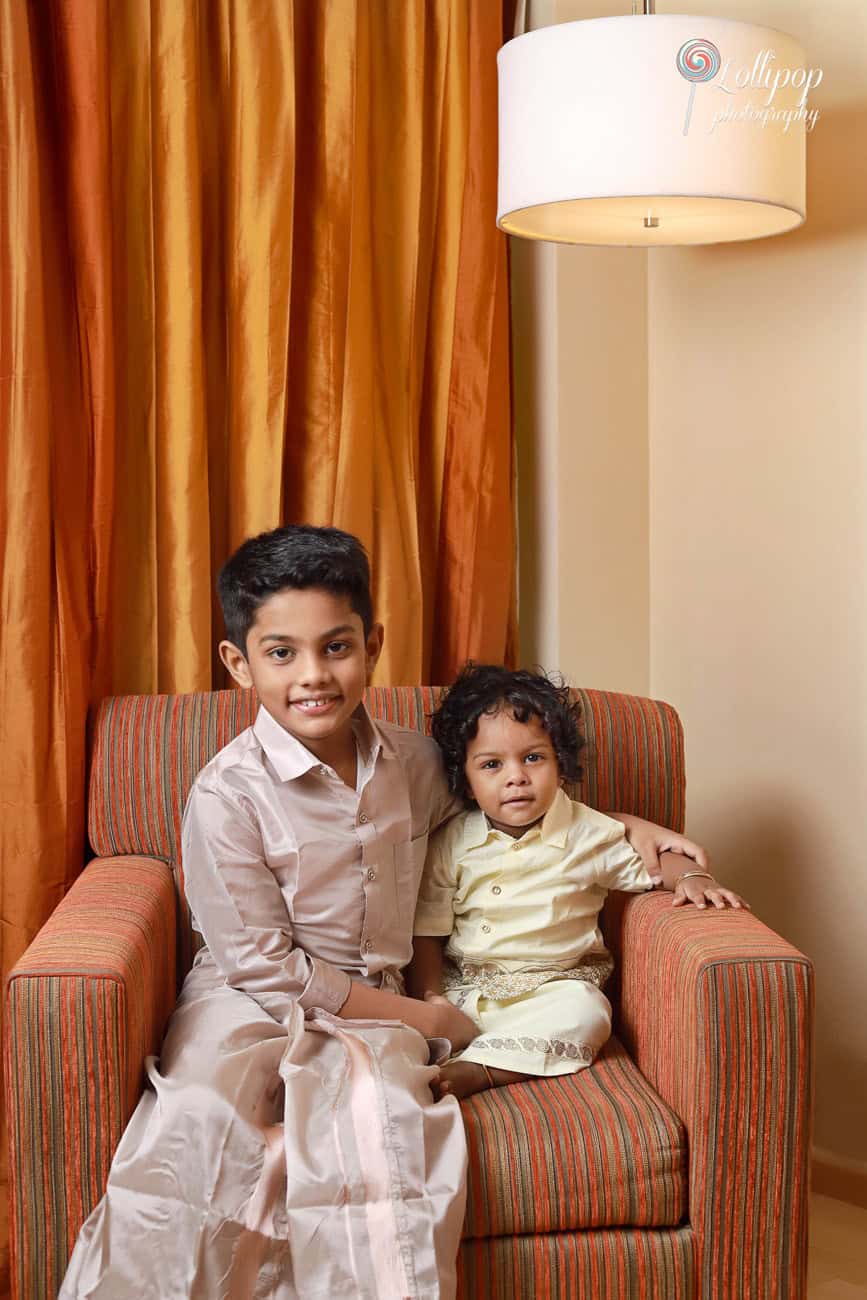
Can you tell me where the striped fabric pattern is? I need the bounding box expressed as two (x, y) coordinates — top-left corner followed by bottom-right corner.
(574, 689), (685, 832)
(4, 857), (177, 1300)
(616, 891), (813, 1299)
(461, 1036), (686, 1236)
(457, 1225), (696, 1299)
(88, 690), (259, 862)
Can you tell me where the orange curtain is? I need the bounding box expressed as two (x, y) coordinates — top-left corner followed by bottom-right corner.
(0, 0), (515, 1281)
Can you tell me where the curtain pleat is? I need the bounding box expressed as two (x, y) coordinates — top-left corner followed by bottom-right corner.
(0, 6), (516, 1281)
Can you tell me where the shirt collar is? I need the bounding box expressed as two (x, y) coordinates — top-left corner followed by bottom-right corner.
(462, 785), (573, 851)
(461, 808), (491, 851)
(253, 701), (383, 782)
(538, 786), (573, 848)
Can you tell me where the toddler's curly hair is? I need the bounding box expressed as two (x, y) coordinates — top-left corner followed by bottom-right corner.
(431, 662), (584, 801)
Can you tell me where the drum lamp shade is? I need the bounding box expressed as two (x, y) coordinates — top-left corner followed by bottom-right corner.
(497, 15), (809, 246)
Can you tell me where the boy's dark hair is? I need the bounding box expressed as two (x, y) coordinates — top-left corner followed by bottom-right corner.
(217, 524), (374, 654)
(431, 662), (584, 800)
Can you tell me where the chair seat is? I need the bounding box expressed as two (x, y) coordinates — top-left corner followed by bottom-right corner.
(460, 1037), (687, 1238)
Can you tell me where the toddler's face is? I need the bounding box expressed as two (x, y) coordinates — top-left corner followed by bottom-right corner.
(463, 708), (561, 838)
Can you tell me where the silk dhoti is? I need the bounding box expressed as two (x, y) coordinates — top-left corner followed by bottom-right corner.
(60, 951), (467, 1299)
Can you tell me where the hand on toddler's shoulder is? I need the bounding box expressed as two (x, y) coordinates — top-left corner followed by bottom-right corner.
(618, 814), (711, 876)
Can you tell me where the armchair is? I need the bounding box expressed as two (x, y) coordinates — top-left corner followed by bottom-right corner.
(5, 686), (812, 1298)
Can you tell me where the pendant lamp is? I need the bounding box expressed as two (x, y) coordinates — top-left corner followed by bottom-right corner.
(497, 3), (812, 245)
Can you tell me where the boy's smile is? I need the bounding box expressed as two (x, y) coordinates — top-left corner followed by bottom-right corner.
(219, 587), (383, 773)
(464, 709), (561, 838)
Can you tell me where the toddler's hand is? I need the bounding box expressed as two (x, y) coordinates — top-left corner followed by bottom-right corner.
(423, 991), (479, 1051)
(428, 1067), (452, 1103)
(672, 876), (749, 910)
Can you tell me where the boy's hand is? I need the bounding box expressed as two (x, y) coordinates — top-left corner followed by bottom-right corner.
(618, 813), (711, 877)
(423, 991), (479, 1052)
(672, 874), (749, 910)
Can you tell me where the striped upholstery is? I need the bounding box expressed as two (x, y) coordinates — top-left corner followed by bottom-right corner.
(88, 689), (258, 972)
(5, 857), (177, 1300)
(458, 1226), (696, 1299)
(4, 685), (813, 1300)
(462, 1037), (686, 1235)
(615, 891), (813, 1300)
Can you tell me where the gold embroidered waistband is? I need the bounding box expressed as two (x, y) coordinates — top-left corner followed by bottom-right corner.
(443, 952), (614, 1000)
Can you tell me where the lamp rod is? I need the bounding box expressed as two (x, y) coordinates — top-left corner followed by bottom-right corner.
(632, 0), (656, 12)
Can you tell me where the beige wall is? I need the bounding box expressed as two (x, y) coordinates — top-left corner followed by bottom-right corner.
(515, 0), (867, 1172)
(513, 0), (649, 693)
(513, 237), (649, 691)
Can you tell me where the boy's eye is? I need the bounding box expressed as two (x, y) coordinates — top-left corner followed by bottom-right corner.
(268, 646), (294, 661)
(326, 641), (350, 654)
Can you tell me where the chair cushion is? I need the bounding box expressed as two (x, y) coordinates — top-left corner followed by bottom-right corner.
(461, 1036), (687, 1237)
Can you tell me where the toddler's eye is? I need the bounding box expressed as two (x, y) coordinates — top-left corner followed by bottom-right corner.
(525, 752), (544, 763)
(481, 759), (500, 770)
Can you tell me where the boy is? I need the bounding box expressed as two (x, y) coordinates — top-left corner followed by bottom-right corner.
(62, 525), (475, 1300)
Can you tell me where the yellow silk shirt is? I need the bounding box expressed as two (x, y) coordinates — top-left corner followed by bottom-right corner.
(413, 787), (654, 971)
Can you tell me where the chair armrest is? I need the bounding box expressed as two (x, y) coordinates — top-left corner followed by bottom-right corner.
(613, 890), (813, 1300)
(4, 856), (176, 1300)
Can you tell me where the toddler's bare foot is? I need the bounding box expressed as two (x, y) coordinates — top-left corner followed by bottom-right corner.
(435, 1060), (491, 1100)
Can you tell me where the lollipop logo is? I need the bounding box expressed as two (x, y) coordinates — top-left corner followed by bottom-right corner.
(677, 39), (722, 135)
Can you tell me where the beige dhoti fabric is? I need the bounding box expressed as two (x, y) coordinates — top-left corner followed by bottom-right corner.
(60, 952), (467, 1300)
(445, 976), (613, 1077)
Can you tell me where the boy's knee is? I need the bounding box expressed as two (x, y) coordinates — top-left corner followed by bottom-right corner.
(161, 979), (286, 1084)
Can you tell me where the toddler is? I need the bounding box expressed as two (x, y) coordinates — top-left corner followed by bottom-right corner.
(410, 663), (747, 1099)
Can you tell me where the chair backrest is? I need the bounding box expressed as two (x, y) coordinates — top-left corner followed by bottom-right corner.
(88, 686), (685, 975)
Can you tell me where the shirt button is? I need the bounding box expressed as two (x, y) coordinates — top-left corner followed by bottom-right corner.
(367, 869), (376, 881)
(492, 885), (502, 895)
(359, 813), (369, 824)
(318, 766), (328, 776)
(364, 939), (374, 952)
(481, 924), (491, 934)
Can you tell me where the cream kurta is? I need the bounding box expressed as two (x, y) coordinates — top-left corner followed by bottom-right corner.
(60, 705), (466, 1300)
(414, 788), (653, 1075)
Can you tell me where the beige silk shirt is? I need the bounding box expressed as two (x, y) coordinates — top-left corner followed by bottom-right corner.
(181, 703), (459, 1026)
(413, 787), (654, 971)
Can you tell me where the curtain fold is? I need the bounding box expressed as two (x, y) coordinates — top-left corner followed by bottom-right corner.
(0, 5), (515, 1280)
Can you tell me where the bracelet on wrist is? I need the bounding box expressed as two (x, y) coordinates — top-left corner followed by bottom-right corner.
(675, 869), (715, 888)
